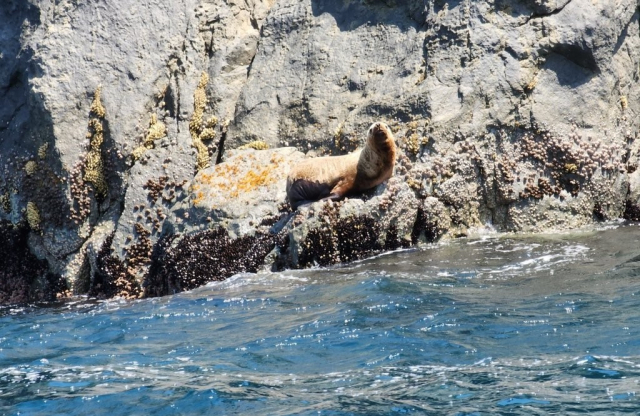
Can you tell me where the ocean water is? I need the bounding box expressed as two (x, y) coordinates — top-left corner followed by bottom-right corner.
(2, 224), (640, 415)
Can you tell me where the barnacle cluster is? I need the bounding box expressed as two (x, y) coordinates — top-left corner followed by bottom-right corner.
(189, 72), (218, 171)
(83, 87), (108, 198)
(26, 201), (40, 230)
(131, 114), (167, 161)
(129, 177), (186, 236)
(140, 178), (171, 232)
(237, 140), (269, 150)
(69, 161), (90, 225)
(24, 161), (37, 176)
(144, 175), (169, 204)
(332, 122), (359, 154)
(515, 128), (624, 200)
(38, 143), (48, 160)
(420, 155), (454, 182)
(127, 223), (153, 271)
(0, 192), (10, 213)
(404, 120), (427, 156)
(92, 233), (142, 300)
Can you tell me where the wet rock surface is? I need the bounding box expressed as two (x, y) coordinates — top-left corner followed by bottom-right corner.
(0, 0), (638, 302)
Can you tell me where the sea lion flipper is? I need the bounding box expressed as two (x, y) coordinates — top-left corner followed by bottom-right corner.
(287, 178), (332, 210)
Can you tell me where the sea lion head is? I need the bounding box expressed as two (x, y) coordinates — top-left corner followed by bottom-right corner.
(367, 122), (393, 144)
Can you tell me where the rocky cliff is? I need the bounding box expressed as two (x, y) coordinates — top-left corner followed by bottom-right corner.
(1, 0), (639, 303)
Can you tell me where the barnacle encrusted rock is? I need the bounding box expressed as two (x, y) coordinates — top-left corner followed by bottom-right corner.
(145, 227), (284, 296)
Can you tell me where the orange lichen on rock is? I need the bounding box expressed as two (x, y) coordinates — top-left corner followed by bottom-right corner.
(192, 152), (284, 207)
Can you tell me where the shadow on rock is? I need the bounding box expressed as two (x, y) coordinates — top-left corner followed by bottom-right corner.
(310, 0), (425, 32)
(0, 221), (65, 304)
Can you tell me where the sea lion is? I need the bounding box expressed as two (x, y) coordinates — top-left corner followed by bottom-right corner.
(286, 122), (396, 210)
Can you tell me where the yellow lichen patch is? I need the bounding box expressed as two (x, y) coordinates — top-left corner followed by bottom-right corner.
(270, 153), (284, 164)
(132, 114), (167, 161)
(237, 140), (269, 151)
(24, 160), (37, 175)
(84, 87), (108, 198)
(189, 72), (215, 171)
(26, 201), (40, 230)
(38, 143), (49, 160)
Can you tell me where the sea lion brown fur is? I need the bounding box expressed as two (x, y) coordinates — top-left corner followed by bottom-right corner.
(286, 122), (396, 209)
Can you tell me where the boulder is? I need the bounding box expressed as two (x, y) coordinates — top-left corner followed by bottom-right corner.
(0, 0), (638, 301)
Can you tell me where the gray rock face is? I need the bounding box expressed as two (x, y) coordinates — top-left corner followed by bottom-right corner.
(0, 0), (638, 301)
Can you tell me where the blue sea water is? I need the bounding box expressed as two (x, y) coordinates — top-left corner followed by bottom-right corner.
(2, 223), (640, 415)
